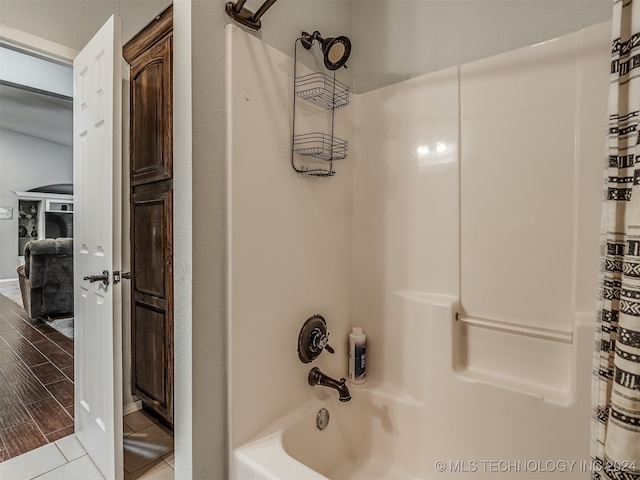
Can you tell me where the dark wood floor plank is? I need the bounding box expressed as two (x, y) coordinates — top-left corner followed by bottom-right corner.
(25, 397), (73, 435)
(10, 342), (48, 367)
(0, 394), (31, 430)
(11, 374), (51, 405)
(0, 330), (24, 345)
(0, 349), (18, 365)
(0, 321), (14, 333)
(0, 360), (31, 384)
(0, 291), (75, 462)
(42, 329), (71, 346)
(0, 421), (47, 457)
(31, 363), (67, 385)
(46, 378), (74, 408)
(2, 315), (25, 329)
(18, 327), (47, 344)
(0, 372), (12, 399)
(45, 425), (74, 443)
(61, 365), (74, 381)
(58, 339), (74, 356)
(35, 342), (73, 369)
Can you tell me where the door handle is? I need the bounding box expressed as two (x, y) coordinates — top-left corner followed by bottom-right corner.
(83, 270), (109, 287)
(113, 271), (131, 285)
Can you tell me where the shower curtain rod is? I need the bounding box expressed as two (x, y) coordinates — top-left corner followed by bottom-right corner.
(225, 0), (278, 31)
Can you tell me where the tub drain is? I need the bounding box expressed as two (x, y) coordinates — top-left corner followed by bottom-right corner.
(316, 408), (329, 430)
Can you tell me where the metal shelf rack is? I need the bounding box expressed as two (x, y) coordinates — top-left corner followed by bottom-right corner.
(291, 40), (350, 177)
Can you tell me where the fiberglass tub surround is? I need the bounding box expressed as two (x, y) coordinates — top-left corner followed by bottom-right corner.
(227, 19), (610, 479)
(234, 295), (595, 480)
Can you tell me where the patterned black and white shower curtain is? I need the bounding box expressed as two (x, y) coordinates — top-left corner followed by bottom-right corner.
(591, 1), (640, 479)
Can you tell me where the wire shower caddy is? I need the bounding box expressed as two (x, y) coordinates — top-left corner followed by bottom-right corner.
(291, 39), (350, 177)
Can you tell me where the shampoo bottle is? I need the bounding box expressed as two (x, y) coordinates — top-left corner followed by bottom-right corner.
(348, 327), (366, 384)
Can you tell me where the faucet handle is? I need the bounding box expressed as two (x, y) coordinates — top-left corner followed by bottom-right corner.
(314, 331), (334, 354)
(298, 315), (335, 363)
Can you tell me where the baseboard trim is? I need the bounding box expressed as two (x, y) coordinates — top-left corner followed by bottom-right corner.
(123, 399), (143, 416)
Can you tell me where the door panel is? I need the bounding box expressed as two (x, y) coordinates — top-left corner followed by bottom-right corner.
(133, 304), (166, 402)
(131, 181), (173, 424)
(129, 37), (172, 185)
(133, 195), (166, 297)
(124, 5), (173, 427)
(73, 14), (123, 479)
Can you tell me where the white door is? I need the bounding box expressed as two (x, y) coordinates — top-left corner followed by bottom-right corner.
(73, 15), (124, 479)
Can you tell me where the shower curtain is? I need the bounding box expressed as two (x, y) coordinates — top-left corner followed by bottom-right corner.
(592, 1), (640, 479)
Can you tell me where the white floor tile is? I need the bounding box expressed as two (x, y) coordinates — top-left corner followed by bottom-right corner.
(135, 460), (174, 479)
(34, 455), (104, 480)
(123, 422), (173, 473)
(123, 411), (156, 432)
(0, 443), (67, 480)
(54, 435), (86, 462)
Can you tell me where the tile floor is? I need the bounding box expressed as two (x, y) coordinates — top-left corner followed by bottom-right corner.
(0, 409), (174, 479)
(0, 293), (174, 478)
(123, 409), (174, 479)
(0, 292), (75, 460)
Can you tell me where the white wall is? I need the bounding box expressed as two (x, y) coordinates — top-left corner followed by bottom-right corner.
(0, 46), (72, 97)
(352, 65), (460, 395)
(351, 0), (612, 93)
(459, 24), (608, 331)
(350, 21), (609, 471)
(0, 0), (172, 50)
(455, 22), (609, 395)
(227, 24), (354, 449)
(0, 128), (72, 280)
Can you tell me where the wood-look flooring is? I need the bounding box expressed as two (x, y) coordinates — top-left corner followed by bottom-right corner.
(0, 292), (74, 462)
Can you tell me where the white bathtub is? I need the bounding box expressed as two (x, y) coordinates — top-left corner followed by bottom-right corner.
(234, 294), (595, 479)
(236, 386), (423, 480)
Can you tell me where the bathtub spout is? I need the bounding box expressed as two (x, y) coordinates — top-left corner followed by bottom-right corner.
(308, 367), (351, 402)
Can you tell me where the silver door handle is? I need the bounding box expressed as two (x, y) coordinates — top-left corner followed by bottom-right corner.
(83, 270), (109, 286)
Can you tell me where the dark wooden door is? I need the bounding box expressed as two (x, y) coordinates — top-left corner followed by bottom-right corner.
(124, 5), (173, 427)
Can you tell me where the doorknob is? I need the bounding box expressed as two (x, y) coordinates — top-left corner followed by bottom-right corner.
(83, 270), (110, 287)
(113, 271), (131, 285)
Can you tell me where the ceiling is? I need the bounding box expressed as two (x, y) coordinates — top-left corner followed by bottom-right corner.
(0, 83), (72, 147)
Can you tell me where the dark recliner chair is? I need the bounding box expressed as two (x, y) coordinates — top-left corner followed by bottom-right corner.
(17, 238), (74, 320)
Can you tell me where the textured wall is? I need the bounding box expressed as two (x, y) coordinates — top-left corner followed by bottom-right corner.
(351, 0), (612, 93)
(0, 0), (172, 48)
(171, 1), (195, 478)
(182, 2), (352, 477)
(0, 129), (73, 280)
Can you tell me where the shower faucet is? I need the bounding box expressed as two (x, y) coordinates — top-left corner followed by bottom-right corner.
(298, 315), (351, 401)
(308, 367), (351, 402)
(297, 314), (334, 363)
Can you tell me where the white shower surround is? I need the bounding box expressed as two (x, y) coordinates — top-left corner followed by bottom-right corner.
(227, 19), (610, 479)
(235, 295), (596, 479)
